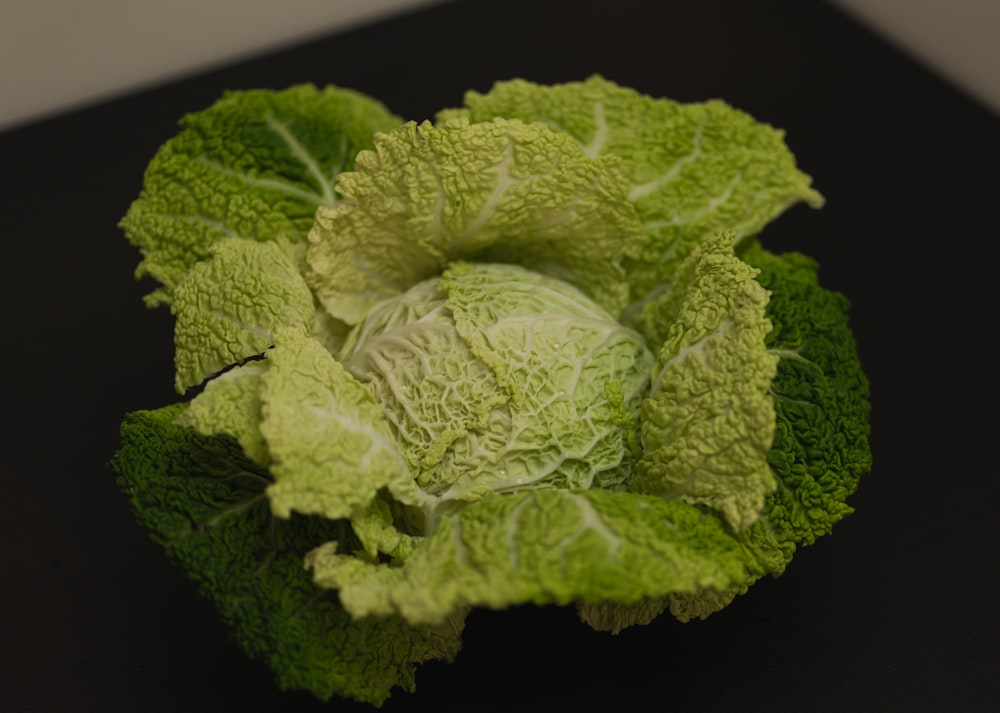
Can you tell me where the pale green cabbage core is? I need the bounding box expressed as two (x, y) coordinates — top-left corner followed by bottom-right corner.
(339, 262), (654, 505)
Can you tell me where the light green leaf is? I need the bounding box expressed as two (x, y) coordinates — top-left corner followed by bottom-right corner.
(349, 498), (420, 562)
(442, 262), (653, 495)
(307, 488), (754, 626)
(171, 237), (314, 392)
(634, 233), (778, 532)
(120, 84), (401, 305)
(442, 75), (823, 315)
(305, 117), (645, 323)
(340, 275), (510, 502)
(175, 360), (269, 466)
(260, 326), (426, 520)
(340, 262), (653, 507)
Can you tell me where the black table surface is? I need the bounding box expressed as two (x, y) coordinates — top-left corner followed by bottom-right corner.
(3, 1), (998, 711)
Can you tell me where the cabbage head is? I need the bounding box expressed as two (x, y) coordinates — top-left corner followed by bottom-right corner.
(111, 77), (870, 706)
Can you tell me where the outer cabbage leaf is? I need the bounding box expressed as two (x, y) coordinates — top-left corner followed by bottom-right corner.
(120, 84), (401, 305)
(170, 237), (314, 392)
(349, 498), (420, 562)
(109, 404), (465, 706)
(635, 233), (778, 532)
(664, 242), (871, 621)
(260, 327), (428, 520)
(305, 117), (645, 323)
(743, 243), (871, 545)
(176, 360), (269, 466)
(439, 75), (823, 316)
(306, 488), (756, 626)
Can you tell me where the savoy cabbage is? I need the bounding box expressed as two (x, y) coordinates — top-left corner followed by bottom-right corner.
(111, 76), (871, 705)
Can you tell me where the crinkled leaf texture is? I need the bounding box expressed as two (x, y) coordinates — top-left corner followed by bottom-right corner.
(440, 75), (824, 319)
(305, 116), (645, 323)
(307, 488), (755, 625)
(110, 404), (464, 707)
(170, 237), (315, 392)
(260, 326), (429, 520)
(341, 262), (654, 506)
(176, 360), (269, 466)
(588, 243), (872, 628)
(120, 84), (401, 305)
(744, 242), (871, 550)
(634, 233), (778, 532)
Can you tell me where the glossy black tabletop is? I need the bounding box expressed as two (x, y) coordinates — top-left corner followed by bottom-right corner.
(2, 1), (998, 711)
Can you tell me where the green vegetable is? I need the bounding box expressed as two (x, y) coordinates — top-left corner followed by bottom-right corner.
(111, 78), (870, 705)
(341, 261), (653, 505)
(114, 404), (464, 705)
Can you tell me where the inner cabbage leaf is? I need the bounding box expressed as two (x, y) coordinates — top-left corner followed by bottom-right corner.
(341, 262), (654, 510)
(634, 233), (778, 532)
(305, 117), (645, 323)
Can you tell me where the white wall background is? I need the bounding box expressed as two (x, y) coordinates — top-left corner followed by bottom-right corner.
(1, 0), (997, 132)
(831, 0), (1000, 116)
(0, 0), (447, 132)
